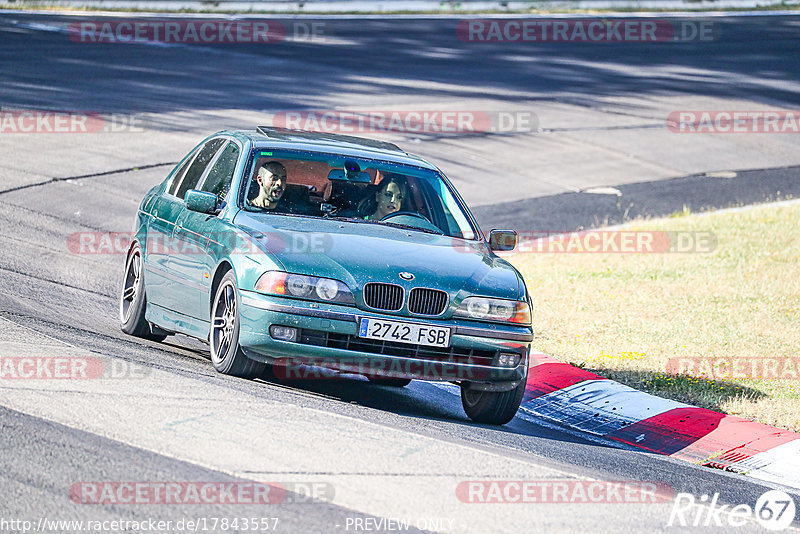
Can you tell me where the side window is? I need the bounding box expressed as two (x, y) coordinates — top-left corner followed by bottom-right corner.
(174, 138), (225, 199)
(200, 141), (240, 201)
(166, 150), (197, 197)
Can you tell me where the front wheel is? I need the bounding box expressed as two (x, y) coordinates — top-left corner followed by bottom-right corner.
(460, 380), (525, 425)
(210, 271), (265, 379)
(119, 242), (167, 342)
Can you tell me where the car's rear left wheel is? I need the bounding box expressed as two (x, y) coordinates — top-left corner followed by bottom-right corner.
(460, 379), (525, 425)
(120, 242), (167, 342)
(210, 271), (266, 379)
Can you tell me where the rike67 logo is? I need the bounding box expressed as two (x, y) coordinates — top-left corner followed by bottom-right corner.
(668, 490), (796, 530)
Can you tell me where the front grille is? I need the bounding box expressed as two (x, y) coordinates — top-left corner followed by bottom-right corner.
(408, 288), (449, 316)
(363, 283), (404, 311)
(298, 329), (497, 366)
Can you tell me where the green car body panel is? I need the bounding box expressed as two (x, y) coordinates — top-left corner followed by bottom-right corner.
(129, 129), (532, 391)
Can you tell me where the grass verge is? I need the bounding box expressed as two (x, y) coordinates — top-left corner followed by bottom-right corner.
(508, 200), (800, 432)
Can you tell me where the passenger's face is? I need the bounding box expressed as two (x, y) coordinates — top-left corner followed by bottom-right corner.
(376, 182), (404, 216)
(258, 167), (286, 202)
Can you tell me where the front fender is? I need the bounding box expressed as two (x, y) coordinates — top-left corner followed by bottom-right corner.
(207, 219), (286, 300)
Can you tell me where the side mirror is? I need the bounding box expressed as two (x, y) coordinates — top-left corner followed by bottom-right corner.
(488, 229), (517, 251)
(185, 190), (218, 214)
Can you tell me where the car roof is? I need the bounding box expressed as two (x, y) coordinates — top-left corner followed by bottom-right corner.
(219, 127), (439, 170)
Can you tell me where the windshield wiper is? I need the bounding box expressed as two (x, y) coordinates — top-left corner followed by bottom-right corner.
(379, 221), (445, 236)
(325, 215), (361, 222)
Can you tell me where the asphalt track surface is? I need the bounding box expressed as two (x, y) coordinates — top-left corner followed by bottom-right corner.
(1, 11), (800, 534)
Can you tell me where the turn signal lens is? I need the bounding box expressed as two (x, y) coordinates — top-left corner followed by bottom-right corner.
(255, 271), (286, 294)
(509, 301), (532, 325)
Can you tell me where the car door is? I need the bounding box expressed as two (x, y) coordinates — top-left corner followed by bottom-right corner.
(147, 137), (225, 312)
(169, 139), (241, 320)
(144, 147), (198, 308)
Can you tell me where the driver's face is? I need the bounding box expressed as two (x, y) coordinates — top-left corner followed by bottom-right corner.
(258, 167), (286, 202)
(377, 182), (404, 215)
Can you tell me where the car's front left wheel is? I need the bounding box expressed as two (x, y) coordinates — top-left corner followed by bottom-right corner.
(210, 271), (266, 379)
(460, 379), (526, 425)
(120, 242), (167, 342)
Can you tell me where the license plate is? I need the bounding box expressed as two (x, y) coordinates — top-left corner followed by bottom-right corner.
(358, 318), (451, 348)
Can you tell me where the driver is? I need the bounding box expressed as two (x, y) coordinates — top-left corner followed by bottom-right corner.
(249, 161), (287, 210)
(359, 175), (408, 220)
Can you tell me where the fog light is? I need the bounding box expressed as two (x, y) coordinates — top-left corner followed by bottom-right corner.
(270, 325), (298, 342)
(497, 352), (521, 367)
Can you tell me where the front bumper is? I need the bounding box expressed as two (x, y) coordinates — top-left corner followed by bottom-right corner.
(238, 290), (531, 387)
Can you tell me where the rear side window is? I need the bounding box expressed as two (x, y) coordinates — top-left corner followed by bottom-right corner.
(201, 141), (240, 201)
(167, 150), (197, 197)
(171, 138), (225, 199)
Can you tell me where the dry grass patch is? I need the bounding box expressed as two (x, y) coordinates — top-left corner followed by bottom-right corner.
(508, 201), (800, 431)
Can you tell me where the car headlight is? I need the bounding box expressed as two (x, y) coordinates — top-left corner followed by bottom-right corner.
(454, 297), (531, 325)
(255, 272), (355, 305)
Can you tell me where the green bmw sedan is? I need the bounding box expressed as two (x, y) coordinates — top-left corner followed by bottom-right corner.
(120, 127), (532, 424)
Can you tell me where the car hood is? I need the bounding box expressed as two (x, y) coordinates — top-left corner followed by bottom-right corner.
(233, 212), (522, 300)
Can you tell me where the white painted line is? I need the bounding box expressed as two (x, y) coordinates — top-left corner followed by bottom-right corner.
(732, 439), (800, 489)
(0, 316), (77, 349)
(520, 379), (689, 436)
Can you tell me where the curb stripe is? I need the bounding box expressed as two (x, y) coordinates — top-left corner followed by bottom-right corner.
(522, 379), (687, 436)
(523, 352), (606, 401)
(512, 354), (800, 489)
(608, 407), (800, 464)
(734, 440), (800, 487)
(608, 406), (731, 458)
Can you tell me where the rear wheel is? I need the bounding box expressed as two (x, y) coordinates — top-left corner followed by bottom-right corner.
(367, 377), (412, 387)
(210, 271), (265, 379)
(120, 243), (167, 342)
(460, 380), (525, 425)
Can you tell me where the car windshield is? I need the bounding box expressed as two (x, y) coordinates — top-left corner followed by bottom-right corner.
(240, 149), (478, 240)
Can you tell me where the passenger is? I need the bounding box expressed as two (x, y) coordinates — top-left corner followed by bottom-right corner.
(249, 162), (287, 210)
(359, 175), (408, 220)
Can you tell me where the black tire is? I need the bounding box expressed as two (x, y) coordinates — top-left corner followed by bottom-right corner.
(367, 377), (412, 387)
(210, 271), (266, 379)
(460, 379), (525, 425)
(120, 243), (167, 342)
